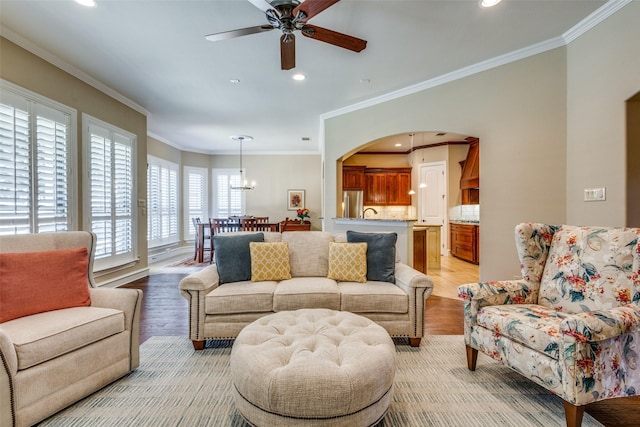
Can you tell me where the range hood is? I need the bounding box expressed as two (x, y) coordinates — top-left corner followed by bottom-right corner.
(460, 138), (479, 190)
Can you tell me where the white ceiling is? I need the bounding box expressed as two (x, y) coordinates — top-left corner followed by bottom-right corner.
(0, 0), (608, 154)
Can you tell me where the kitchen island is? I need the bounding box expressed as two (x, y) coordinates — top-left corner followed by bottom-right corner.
(332, 218), (416, 265)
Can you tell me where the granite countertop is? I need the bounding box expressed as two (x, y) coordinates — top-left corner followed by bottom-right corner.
(334, 218), (417, 222)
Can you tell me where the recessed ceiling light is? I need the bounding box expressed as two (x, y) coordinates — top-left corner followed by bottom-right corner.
(75, 0), (96, 7)
(394, 143), (402, 147)
(292, 73), (306, 81)
(480, 0), (501, 7)
(230, 79), (240, 84)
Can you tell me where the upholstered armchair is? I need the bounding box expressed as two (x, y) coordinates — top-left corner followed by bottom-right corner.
(0, 231), (143, 427)
(458, 223), (640, 427)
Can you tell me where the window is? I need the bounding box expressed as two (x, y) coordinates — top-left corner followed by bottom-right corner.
(147, 155), (179, 247)
(184, 166), (208, 240)
(83, 114), (136, 271)
(211, 169), (244, 218)
(0, 80), (76, 235)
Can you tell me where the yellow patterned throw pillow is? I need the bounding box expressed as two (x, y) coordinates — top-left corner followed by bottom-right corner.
(327, 242), (368, 283)
(250, 242), (292, 282)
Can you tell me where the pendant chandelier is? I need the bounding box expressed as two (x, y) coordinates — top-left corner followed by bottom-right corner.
(230, 135), (255, 190)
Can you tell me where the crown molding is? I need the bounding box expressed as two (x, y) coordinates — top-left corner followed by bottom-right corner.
(322, 0), (629, 122)
(563, 0), (632, 44)
(1, 26), (150, 117)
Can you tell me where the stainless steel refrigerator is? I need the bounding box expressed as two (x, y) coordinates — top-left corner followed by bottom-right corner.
(342, 190), (363, 218)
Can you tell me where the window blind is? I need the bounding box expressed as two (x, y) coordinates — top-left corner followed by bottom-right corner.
(211, 169), (244, 218)
(84, 115), (136, 270)
(0, 82), (75, 235)
(147, 155), (178, 247)
(184, 166), (208, 240)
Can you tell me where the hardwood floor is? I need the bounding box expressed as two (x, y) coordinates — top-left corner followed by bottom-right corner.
(122, 255), (639, 426)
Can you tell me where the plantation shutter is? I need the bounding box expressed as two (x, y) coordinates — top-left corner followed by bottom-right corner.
(184, 166), (208, 240)
(85, 116), (136, 270)
(147, 155), (179, 247)
(0, 84), (74, 235)
(211, 169), (244, 218)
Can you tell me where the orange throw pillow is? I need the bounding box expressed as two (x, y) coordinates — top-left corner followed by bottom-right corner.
(0, 247), (91, 323)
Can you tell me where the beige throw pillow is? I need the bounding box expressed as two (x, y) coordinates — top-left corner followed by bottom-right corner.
(250, 242), (292, 282)
(327, 242), (368, 283)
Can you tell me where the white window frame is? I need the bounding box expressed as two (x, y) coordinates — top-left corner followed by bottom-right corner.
(0, 79), (77, 235)
(82, 113), (137, 271)
(147, 155), (179, 248)
(184, 166), (208, 240)
(211, 168), (245, 218)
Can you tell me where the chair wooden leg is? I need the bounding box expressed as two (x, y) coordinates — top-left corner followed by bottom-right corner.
(192, 340), (205, 350)
(563, 401), (585, 427)
(409, 337), (421, 347)
(466, 345), (478, 371)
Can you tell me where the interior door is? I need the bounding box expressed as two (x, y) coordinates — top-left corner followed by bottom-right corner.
(419, 161), (447, 255)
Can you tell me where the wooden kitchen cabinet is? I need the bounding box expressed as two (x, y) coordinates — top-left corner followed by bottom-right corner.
(450, 223), (479, 264)
(413, 225), (442, 273)
(342, 166), (365, 190)
(364, 168), (412, 206)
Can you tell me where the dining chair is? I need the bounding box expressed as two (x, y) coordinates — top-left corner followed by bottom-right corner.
(279, 218), (311, 232)
(192, 217), (213, 263)
(239, 217), (256, 231)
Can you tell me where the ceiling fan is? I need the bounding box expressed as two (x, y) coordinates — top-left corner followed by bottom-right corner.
(205, 0), (367, 70)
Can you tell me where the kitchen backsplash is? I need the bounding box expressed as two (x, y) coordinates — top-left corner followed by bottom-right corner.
(362, 205), (416, 220)
(449, 204), (480, 222)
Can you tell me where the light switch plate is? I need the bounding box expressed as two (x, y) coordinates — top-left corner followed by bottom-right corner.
(584, 187), (606, 201)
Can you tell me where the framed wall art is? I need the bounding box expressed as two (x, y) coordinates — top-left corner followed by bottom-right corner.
(287, 189), (305, 210)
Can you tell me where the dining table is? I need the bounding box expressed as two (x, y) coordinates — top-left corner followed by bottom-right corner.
(196, 220), (280, 263)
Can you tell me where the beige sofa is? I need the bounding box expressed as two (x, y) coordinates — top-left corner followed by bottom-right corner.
(0, 232), (143, 427)
(179, 231), (434, 349)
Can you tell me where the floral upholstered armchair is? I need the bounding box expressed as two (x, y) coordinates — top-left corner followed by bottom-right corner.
(458, 223), (640, 427)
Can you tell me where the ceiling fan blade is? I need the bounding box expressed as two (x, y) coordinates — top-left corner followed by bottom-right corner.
(293, 0), (340, 20)
(205, 25), (274, 42)
(247, 0), (278, 15)
(301, 24), (367, 52)
(280, 34), (296, 70)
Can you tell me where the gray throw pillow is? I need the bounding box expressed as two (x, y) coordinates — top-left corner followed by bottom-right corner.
(213, 233), (265, 284)
(346, 231), (397, 283)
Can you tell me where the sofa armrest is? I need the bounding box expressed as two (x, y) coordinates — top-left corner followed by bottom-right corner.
(560, 304), (640, 343)
(394, 262), (434, 291)
(178, 265), (220, 293)
(90, 287), (143, 369)
(179, 265), (220, 342)
(1, 329), (17, 427)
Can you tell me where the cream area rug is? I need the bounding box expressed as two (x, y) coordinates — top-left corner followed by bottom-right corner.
(38, 335), (603, 426)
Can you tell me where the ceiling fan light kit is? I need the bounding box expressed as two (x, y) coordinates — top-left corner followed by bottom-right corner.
(206, 0), (367, 70)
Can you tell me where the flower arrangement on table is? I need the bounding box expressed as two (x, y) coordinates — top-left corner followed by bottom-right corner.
(296, 208), (310, 223)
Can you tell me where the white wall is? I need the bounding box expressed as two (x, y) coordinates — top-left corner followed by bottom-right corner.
(324, 48), (569, 281)
(566, 1), (640, 226)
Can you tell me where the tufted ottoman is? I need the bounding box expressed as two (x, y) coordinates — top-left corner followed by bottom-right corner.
(230, 308), (396, 427)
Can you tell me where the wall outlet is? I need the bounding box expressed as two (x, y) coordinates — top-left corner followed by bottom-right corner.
(584, 187), (606, 202)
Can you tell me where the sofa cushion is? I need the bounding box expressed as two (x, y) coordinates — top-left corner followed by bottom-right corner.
(213, 233), (264, 284)
(250, 242), (292, 282)
(338, 282), (408, 314)
(0, 247), (91, 323)
(0, 306), (124, 370)
(539, 225), (640, 314)
(273, 278), (340, 311)
(327, 242), (368, 283)
(206, 281), (278, 315)
(346, 231), (397, 283)
(282, 232), (334, 277)
(476, 304), (569, 359)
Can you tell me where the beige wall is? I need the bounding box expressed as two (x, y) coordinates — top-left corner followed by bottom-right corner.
(210, 154), (323, 230)
(324, 48), (568, 280)
(0, 37), (148, 285)
(566, 2), (640, 227)
(627, 93), (640, 227)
